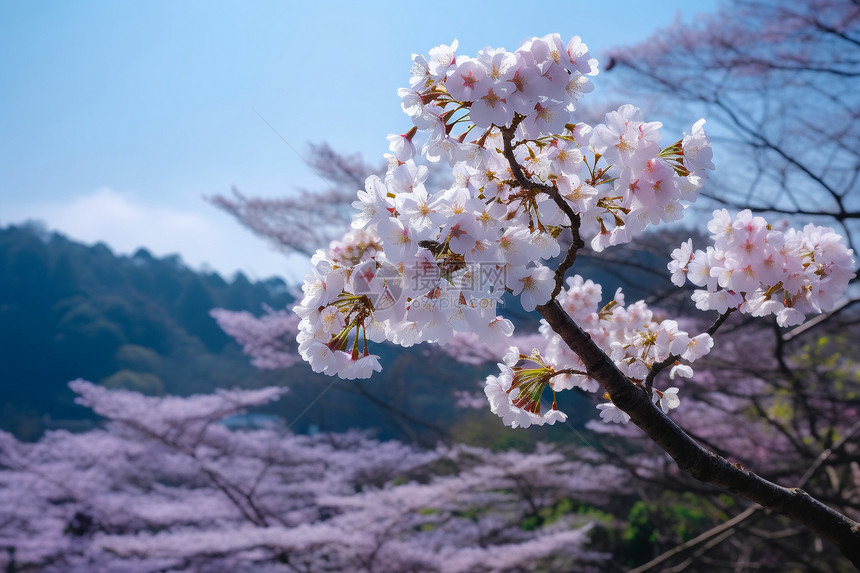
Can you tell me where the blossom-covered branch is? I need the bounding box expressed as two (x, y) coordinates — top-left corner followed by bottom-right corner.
(290, 33), (859, 565)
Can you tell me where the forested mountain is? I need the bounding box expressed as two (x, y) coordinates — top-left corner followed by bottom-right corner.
(0, 222), (294, 439)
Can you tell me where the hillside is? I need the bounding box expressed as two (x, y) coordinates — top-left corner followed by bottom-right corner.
(0, 223), (294, 439)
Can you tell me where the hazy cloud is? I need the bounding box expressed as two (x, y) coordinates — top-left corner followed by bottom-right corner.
(2, 188), (306, 282)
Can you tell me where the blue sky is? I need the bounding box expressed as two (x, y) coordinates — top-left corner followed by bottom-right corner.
(0, 1), (719, 282)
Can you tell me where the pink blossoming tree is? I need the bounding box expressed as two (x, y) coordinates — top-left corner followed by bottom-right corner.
(0, 381), (623, 572)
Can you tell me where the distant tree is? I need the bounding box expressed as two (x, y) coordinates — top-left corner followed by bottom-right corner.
(606, 0), (860, 251)
(115, 344), (163, 374)
(99, 370), (165, 395)
(210, 307), (302, 370)
(209, 143), (383, 257)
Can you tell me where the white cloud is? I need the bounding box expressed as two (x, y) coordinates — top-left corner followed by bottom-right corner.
(2, 188), (307, 283)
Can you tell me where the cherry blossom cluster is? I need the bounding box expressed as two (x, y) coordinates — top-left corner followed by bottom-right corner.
(485, 275), (711, 427)
(398, 35), (598, 150)
(295, 34), (714, 381)
(669, 209), (856, 326)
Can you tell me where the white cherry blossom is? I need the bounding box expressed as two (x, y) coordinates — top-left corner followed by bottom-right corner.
(293, 33), (854, 434)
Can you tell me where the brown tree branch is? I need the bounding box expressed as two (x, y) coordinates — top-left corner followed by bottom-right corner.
(536, 299), (860, 569)
(500, 123), (585, 298)
(644, 308), (736, 390)
(628, 505), (761, 573)
(626, 419), (860, 572)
